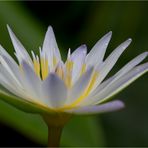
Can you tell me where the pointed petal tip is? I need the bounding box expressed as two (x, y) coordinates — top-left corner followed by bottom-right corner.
(7, 25), (16, 40)
(141, 51), (148, 58)
(77, 44), (87, 51)
(6, 24), (11, 32)
(80, 44), (87, 53)
(47, 25), (53, 31)
(145, 51), (148, 56)
(66, 100), (125, 115)
(121, 38), (132, 48)
(100, 31), (112, 41)
(127, 38), (132, 44)
(99, 31), (112, 44)
(108, 31), (112, 35)
(6, 24), (10, 28)
(99, 100), (125, 112)
(6, 25), (14, 34)
(45, 26), (54, 36)
(124, 38), (132, 43)
(128, 38), (132, 41)
(123, 38), (132, 45)
(105, 31), (112, 38)
(81, 44), (87, 48)
(114, 100), (125, 109)
(71, 44), (87, 60)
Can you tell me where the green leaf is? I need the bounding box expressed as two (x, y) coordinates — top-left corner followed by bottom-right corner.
(0, 2), (105, 146)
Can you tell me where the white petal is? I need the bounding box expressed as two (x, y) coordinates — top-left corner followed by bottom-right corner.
(7, 25), (32, 64)
(115, 52), (148, 77)
(67, 48), (71, 59)
(65, 67), (93, 105)
(0, 55), (33, 99)
(1, 55), (24, 84)
(70, 45), (87, 82)
(0, 89), (54, 114)
(42, 73), (67, 108)
(86, 31), (112, 66)
(0, 75), (17, 95)
(0, 55), (22, 88)
(90, 62), (148, 105)
(93, 38), (132, 90)
(21, 61), (43, 103)
(0, 71), (16, 92)
(0, 65), (26, 98)
(89, 51), (148, 98)
(0, 77), (27, 99)
(42, 26), (61, 69)
(65, 100), (124, 115)
(0, 45), (17, 65)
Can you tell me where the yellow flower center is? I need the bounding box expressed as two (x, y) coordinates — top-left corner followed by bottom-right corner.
(31, 55), (97, 111)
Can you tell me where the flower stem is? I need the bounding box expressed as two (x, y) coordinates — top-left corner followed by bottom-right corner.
(47, 125), (63, 147)
(42, 113), (71, 147)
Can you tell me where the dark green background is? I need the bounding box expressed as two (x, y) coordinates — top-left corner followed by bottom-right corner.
(0, 1), (147, 147)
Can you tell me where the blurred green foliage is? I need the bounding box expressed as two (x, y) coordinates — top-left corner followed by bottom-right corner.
(0, 1), (147, 147)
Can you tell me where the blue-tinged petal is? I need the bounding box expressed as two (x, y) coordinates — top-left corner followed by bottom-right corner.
(42, 73), (67, 108)
(7, 25), (32, 64)
(86, 31), (112, 66)
(70, 44), (87, 82)
(0, 55), (22, 88)
(0, 45), (17, 65)
(1, 55), (24, 84)
(65, 67), (93, 105)
(87, 51), (148, 99)
(42, 26), (61, 70)
(93, 39), (132, 90)
(21, 61), (45, 104)
(89, 62), (148, 105)
(65, 100), (124, 115)
(0, 65), (24, 97)
(0, 90), (54, 114)
(114, 51), (148, 77)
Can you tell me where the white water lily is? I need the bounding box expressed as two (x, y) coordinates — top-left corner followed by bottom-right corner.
(0, 25), (147, 116)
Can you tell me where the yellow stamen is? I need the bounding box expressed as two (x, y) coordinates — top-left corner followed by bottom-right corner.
(80, 63), (86, 76)
(61, 71), (98, 110)
(53, 56), (57, 66)
(65, 74), (72, 88)
(55, 65), (64, 80)
(41, 58), (49, 80)
(65, 60), (73, 88)
(19, 64), (23, 72)
(33, 59), (40, 77)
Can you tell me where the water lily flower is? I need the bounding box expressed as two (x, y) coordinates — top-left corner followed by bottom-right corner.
(0, 25), (147, 147)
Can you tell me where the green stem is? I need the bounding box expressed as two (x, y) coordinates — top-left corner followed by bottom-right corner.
(47, 125), (63, 147)
(42, 113), (71, 147)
